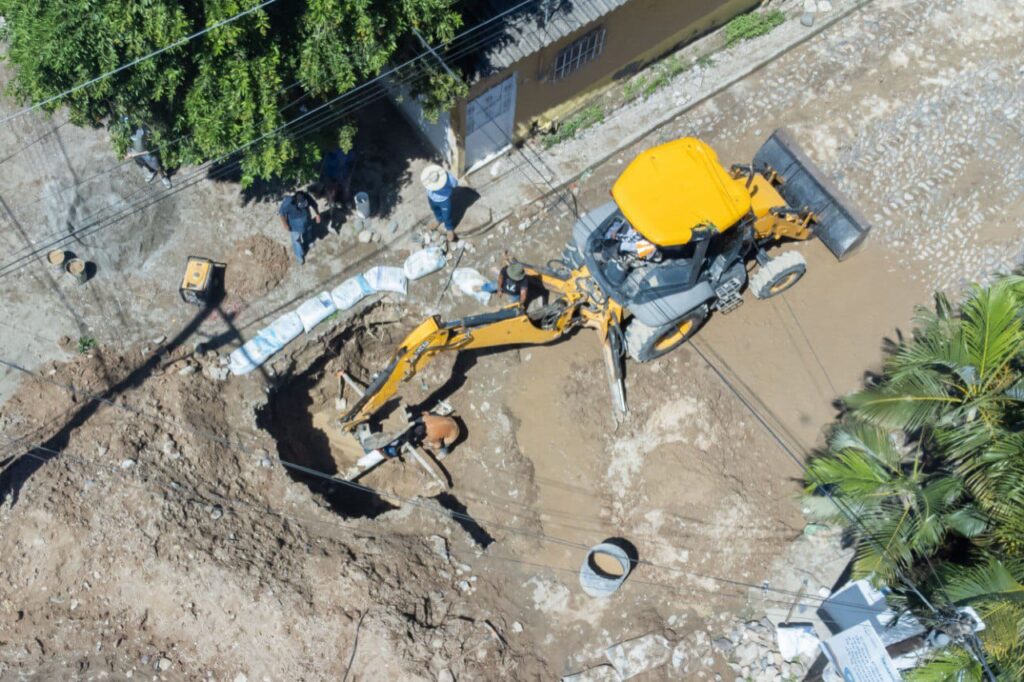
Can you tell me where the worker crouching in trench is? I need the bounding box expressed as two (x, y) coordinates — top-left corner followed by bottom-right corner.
(380, 413), (461, 460)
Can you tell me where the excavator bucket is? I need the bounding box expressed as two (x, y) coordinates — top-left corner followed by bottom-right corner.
(754, 129), (871, 260)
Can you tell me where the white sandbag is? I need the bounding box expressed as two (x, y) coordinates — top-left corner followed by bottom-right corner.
(260, 311), (304, 347)
(296, 291), (337, 333)
(331, 275), (373, 311)
(452, 267), (491, 305)
(363, 265), (408, 295)
(403, 247), (447, 281)
(228, 333), (281, 376)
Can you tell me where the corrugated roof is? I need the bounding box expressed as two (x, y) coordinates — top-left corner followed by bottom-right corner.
(458, 0), (628, 79)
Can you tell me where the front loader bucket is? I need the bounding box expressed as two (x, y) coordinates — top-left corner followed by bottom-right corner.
(754, 129), (871, 260)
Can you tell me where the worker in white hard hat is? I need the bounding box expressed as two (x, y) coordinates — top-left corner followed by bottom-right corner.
(420, 163), (459, 245)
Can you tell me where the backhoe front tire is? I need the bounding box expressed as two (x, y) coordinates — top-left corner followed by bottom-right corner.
(750, 251), (806, 299)
(625, 306), (708, 362)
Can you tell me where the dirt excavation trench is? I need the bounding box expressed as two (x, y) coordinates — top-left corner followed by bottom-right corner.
(0, 304), (808, 679)
(252, 307), (810, 675)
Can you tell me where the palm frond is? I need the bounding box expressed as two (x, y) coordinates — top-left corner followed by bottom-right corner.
(960, 281), (1024, 385)
(828, 421), (904, 470)
(805, 449), (894, 502)
(904, 646), (983, 682)
(943, 557), (1024, 605)
(845, 374), (961, 430)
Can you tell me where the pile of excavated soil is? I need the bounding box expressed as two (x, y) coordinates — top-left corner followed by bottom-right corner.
(0, 324), (550, 679)
(222, 235), (291, 308)
(0, 300), (805, 678)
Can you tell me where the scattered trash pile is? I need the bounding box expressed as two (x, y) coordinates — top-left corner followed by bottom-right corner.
(712, 618), (816, 681)
(229, 247), (448, 375)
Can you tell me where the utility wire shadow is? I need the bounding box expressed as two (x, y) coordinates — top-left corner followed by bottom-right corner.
(0, 299), (221, 506)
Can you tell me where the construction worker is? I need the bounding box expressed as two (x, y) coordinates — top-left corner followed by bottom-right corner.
(483, 257), (547, 312)
(409, 412), (460, 457)
(278, 190), (321, 265)
(321, 145), (356, 212)
(125, 126), (172, 189)
(420, 163), (459, 245)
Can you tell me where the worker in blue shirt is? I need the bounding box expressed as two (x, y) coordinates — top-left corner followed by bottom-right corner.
(278, 191), (321, 265)
(420, 163), (459, 245)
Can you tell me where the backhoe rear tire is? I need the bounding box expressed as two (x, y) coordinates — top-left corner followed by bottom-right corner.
(625, 305), (708, 362)
(750, 251), (806, 299)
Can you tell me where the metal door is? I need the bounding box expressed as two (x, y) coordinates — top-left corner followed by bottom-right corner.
(464, 74), (517, 170)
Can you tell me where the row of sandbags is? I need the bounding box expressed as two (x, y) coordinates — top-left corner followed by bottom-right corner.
(228, 247), (447, 376)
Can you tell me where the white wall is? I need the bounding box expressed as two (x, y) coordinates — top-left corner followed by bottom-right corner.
(385, 77), (456, 167)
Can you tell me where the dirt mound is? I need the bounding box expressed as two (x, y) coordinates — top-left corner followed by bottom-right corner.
(0, 299), (805, 679)
(0, 331), (551, 679)
(223, 235), (291, 306)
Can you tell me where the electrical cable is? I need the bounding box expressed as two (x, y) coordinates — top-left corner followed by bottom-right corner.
(1, 81), (974, 631)
(1, 0), (531, 212)
(687, 340), (981, 635)
(0, 0), (282, 126)
(2, 432), (917, 621)
(5, 2), (997, 667)
(0, 350), (799, 554)
(0, 120), (72, 166)
(0, 4), (538, 273)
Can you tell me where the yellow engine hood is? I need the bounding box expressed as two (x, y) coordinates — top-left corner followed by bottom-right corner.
(611, 138), (751, 246)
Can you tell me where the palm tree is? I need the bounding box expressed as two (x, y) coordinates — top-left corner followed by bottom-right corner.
(805, 275), (1024, 679)
(907, 557), (1024, 681)
(845, 277), (1024, 436)
(804, 421), (986, 584)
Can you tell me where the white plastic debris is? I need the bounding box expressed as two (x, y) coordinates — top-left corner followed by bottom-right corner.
(295, 292), (337, 333)
(777, 623), (820, 661)
(403, 247), (447, 281)
(330, 275), (373, 311)
(452, 267), (491, 305)
(363, 265), (408, 295)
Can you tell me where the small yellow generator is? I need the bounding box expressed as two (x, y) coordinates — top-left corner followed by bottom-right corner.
(179, 256), (224, 306)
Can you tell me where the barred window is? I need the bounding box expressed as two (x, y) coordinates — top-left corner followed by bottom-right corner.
(551, 27), (606, 81)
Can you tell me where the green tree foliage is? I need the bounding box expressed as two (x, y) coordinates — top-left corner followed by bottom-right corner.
(805, 275), (1024, 679)
(804, 422), (986, 585)
(0, 0), (462, 186)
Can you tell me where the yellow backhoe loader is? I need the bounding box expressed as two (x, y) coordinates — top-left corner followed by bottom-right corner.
(339, 129), (869, 441)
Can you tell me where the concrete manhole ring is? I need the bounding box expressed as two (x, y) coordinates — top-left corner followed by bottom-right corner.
(579, 542), (632, 597)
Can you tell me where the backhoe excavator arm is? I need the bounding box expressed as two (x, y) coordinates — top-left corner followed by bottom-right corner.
(339, 261), (627, 430)
(340, 304), (574, 430)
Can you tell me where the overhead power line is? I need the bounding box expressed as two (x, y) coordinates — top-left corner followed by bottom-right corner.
(0, 1), (537, 275)
(0, 0), (282, 127)
(2, 430), (908, 621)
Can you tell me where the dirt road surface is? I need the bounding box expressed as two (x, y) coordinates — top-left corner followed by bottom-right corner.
(1, 0), (1022, 679)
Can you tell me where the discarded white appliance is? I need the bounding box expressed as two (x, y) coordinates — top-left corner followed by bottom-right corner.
(820, 622), (900, 681)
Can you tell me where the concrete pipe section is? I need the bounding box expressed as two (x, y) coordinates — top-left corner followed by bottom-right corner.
(579, 542), (633, 597)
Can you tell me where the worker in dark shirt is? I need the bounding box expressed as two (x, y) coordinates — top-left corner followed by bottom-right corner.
(278, 191), (321, 265)
(497, 262), (531, 310)
(495, 261), (549, 312)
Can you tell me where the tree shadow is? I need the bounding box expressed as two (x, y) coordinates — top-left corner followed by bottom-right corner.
(210, 100), (428, 234)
